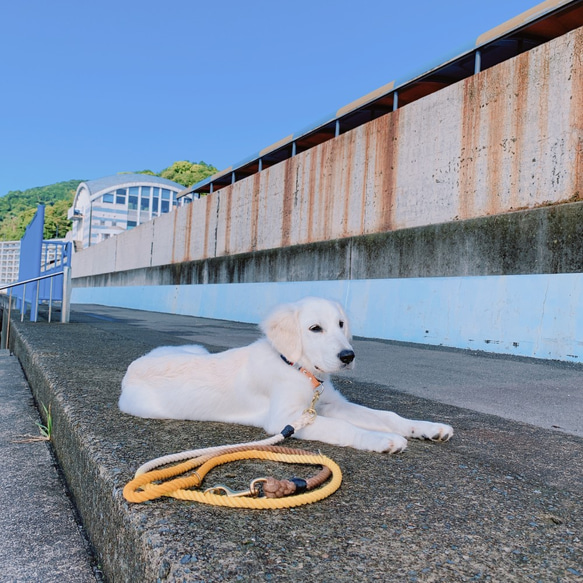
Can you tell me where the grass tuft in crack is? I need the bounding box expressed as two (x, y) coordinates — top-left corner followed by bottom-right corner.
(12, 402), (53, 443)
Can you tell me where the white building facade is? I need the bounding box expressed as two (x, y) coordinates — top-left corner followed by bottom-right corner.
(0, 240), (20, 286)
(67, 174), (189, 249)
(0, 239), (67, 288)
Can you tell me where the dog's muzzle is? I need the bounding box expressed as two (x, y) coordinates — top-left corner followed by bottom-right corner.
(338, 349), (355, 365)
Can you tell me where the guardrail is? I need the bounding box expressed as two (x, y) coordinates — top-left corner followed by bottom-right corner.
(0, 267), (71, 350)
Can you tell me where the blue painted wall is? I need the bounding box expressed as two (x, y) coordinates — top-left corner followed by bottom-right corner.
(72, 272), (583, 362)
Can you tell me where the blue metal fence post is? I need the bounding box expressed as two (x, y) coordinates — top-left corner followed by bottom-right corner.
(17, 205), (44, 322)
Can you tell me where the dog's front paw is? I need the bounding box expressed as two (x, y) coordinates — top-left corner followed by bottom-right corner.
(410, 421), (454, 442)
(358, 432), (408, 453)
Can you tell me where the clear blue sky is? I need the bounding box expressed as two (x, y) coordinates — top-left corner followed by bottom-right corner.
(0, 0), (538, 196)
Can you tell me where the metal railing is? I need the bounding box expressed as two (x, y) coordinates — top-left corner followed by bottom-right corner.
(0, 267), (71, 350)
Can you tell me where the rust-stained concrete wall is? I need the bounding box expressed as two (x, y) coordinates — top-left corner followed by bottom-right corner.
(73, 26), (583, 279)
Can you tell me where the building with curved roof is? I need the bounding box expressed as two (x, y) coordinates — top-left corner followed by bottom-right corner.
(67, 173), (190, 248)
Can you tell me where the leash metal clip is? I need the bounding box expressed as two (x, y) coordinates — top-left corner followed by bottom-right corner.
(303, 384), (324, 418)
(204, 477), (268, 498)
(204, 485), (251, 497)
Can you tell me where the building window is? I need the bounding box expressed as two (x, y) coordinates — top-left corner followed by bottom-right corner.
(128, 195), (138, 210)
(152, 188), (160, 214)
(102, 193), (114, 203)
(161, 189), (171, 213)
(116, 189), (126, 204)
(127, 220), (137, 229)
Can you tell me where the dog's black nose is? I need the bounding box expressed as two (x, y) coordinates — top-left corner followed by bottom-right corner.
(338, 349), (355, 364)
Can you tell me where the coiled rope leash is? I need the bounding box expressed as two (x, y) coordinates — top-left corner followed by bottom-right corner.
(123, 360), (343, 508)
(123, 445), (342, 509)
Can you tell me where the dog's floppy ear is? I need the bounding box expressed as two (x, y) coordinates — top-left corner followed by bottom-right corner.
(260, 303), (302, 362)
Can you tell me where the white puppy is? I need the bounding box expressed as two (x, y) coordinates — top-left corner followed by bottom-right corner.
(119, 297), (453, 453)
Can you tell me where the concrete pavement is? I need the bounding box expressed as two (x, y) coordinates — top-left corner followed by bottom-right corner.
(3, 303), (583, 582)
(0, 349), (99, 582)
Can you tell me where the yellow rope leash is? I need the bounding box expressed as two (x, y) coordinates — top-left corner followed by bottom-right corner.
(123, 447), (342, 509)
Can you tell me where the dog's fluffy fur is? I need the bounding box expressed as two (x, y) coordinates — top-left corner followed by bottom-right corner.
(119, 297), (453, 452)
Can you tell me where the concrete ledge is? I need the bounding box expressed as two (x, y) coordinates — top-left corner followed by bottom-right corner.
(8, 307), (583, 582)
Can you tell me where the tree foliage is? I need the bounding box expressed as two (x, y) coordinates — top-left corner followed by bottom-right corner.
(0, 180), (81, 241)
(159, 160), (217, 187)
(0, 160), (218, 241)
(44, 199), (74, 239)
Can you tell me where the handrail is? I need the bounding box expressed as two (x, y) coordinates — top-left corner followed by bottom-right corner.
(0, 266), (71, 347)
(0, 271), (64, 292)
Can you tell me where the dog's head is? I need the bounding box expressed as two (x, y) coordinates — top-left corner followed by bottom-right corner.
(260, 297), (355, 375)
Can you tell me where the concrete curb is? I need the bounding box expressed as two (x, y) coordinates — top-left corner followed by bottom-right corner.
(8, 308), (583, 582)
(0, 349), (98, 582)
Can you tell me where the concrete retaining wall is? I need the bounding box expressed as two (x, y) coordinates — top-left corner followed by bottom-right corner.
(71, 26), (583, 362)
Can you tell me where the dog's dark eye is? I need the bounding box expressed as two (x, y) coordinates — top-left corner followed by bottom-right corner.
(309, 325), (323, 333)
(339, 321), (344, 329)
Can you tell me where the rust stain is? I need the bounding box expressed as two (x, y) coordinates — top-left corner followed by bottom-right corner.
(378, 111), (399, 232)
(307, 147), (319, 241)
(486, 65), (507, 217)
(361, 120), (380, 233)
(295, 154), (306, 243)
(316, 140), (332, 242)
(324, 137), (339, 241)
(171, 205), (179, 264)
(251, 173), (261, 250)
(569, 28), (583, 200)
(203, 194), (213, 259)
(341, 130), (354, 238)
(359, 125), (370, 234)
(183, 201), (193, 262)
(510, 50), (531, 212)
(534, 45), (553, 207)
(281, 159), (295, 247)
(459, 74), (483, 220)
(359, 128), (368, 233)
(317, 141), (328, 242)
(223, 185), (233, 256)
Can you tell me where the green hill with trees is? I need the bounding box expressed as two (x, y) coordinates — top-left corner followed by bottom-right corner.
(0, 160), (217, 241)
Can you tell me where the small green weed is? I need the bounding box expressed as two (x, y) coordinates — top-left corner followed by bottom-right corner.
(12, 402), (53, 443)
(35, 403), (53, 440)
